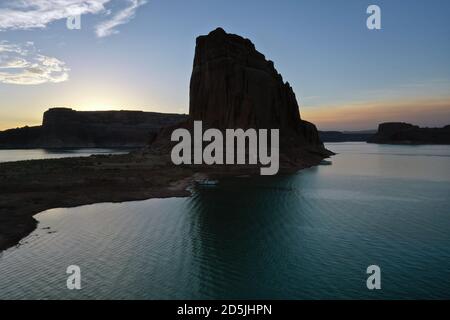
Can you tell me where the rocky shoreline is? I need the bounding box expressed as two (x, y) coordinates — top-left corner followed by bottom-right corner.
(0, 149), (328, 252)
(0, 152), (193, 252)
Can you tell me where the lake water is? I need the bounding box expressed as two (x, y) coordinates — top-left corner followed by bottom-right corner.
(0, 143), (449, 299)
(0, 148), (134, 163)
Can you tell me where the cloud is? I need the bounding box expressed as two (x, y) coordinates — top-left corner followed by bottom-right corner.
(96, 0), (147, 38)
(0, 0), (147, 37)
(0, 41), (70, 85)
(0, 0), (110, 30)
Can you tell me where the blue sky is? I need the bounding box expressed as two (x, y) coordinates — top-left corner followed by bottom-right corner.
(0, 0), (449, 130)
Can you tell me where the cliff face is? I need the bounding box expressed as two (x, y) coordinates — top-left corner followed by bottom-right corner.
(151, 28), (331, 170)
(189, 28), (325, 150)
(0, 108), (188, 148)
(368, 122), (450, 144)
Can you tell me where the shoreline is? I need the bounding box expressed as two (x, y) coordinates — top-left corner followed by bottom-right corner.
(0, 150), (327, 253)
(0, 153), (195, 252)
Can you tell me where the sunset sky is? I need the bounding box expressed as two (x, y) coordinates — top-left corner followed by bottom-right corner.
(0, 0), (449, 131)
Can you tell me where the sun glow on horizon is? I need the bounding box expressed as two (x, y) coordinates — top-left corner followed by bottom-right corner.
(302, 97), (450, 131)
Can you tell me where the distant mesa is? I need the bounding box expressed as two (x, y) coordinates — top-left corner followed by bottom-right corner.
(0, 107), (188, 148)
(151, 27), (332, 167)
(319, 130), (376, 142)
(368, 122), (450, 144)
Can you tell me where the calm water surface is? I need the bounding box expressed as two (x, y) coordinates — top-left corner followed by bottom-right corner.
(0, 143), (449, 299)
(0, 148), (134, 163)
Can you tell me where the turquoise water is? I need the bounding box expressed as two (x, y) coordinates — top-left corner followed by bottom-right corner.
(0, 148), (134, 163)
(0, 143), (449, 299)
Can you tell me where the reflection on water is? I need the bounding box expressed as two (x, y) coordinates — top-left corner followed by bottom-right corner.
(0, 143), (449, 299)
(0, 148), (135, 163)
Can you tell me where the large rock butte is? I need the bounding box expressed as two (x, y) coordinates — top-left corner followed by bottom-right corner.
(153, 28), (330, 167)
(190, 28), (322, 144)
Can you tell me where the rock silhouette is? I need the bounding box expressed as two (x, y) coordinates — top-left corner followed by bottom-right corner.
(368, 122), (450, 144)
(0, 108), (187, 148)
(153, 28), (330, 167)
(190, 28), (324, 146)
(319, 130), (376, 142)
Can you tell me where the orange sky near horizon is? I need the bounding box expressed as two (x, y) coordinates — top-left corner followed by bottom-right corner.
(301, 97), (450, 131)
(1, 96), (449, 132)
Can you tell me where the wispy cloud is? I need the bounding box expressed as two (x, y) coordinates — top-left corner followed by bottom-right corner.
(0, 0), (109, 30)
(96, 0), (147, 38)
(0, 0), (147, 37)
(0, 41), (69, 85)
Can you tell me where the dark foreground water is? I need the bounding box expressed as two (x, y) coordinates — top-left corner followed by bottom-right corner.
(0, 143), (449, 299)
(0, 148), (134, 163)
